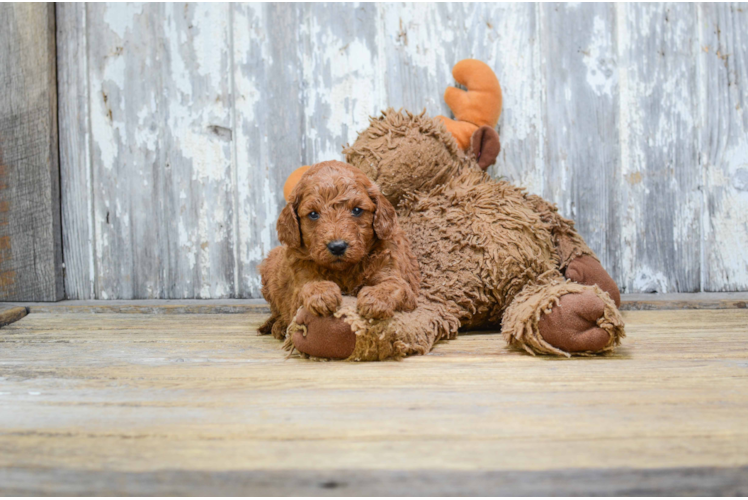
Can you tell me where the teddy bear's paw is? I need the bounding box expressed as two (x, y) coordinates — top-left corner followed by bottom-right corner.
(537, 290), (611, 353)
(564, 255), (621, 307)
(290, 307), (356, 360)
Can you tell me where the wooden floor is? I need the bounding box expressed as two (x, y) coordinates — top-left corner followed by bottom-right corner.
(1, 307), (747, 495)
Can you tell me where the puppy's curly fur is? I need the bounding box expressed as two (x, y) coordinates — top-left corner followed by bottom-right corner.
(258, 160), (420, 340)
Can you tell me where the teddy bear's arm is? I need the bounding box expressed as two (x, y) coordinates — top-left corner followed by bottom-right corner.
(524, 193), (621, 306)
(523, 193), (596, 269)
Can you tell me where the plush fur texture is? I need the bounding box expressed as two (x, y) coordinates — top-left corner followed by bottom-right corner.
(259, 161), (420, 342)
(283, 110), (624, 360)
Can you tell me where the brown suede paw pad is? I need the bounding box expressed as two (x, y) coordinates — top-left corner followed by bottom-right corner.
(290, 308), (356, 360)
(537, 290), (611, 353)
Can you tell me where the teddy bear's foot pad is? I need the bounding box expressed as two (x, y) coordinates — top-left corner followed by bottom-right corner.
(537, 290), (611, 353)
(289, 308), (356, 359)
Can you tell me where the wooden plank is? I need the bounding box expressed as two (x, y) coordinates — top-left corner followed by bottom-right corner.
(21, 299), (269, 315)
(0, 3), (63, 301)
(7, 293), (748, 314)
(620, 291), (748, 310)
(232, 4), (307, 297)
(0, 309), (747, 495)
(0, 306), (27, 327)
(57, 3), (94, 300)
(617, 3), (701, 293)
(298, 3), (387, 163)
(699, 3), (748, 291)
(540, 3), (622, 286)
(82, 3), (236, 299)
(2, 466), (747, 496)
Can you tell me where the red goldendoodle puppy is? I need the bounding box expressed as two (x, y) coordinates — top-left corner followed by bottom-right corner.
(258, 160), (420, 354)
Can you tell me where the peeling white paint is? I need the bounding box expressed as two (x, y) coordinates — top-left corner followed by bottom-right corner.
(102, 3), (142, 40)
(60, 3), (748, 298)
(583, 16), (616, 97)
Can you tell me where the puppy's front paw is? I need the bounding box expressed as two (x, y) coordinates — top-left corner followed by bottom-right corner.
(357, 286), (396, 320)
(300, 281), (342, 316)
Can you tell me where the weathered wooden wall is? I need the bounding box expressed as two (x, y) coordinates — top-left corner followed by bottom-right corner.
(56, 3), (748, 299)
(0, 3), (63, 301)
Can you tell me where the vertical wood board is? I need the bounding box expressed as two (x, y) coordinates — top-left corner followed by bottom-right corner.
(699, 3), (748, 291)
(540, 3), (622, 283)
(0, 3), (63, 301)
(617, 3), (701, 293)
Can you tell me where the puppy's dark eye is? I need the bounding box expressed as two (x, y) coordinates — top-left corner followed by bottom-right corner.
(308, 212), (320, 221)
(351, 207), (364, 217)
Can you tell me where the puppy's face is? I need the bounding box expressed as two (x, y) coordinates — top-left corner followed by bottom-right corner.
(278, 161), (396, 271)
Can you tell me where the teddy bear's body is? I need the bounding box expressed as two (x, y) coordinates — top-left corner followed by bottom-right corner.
(401, 169), (559, 329)
(276, 60), (625, 361)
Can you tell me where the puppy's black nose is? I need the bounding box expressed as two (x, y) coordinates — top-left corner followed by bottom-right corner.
(327, 240), (348, 256)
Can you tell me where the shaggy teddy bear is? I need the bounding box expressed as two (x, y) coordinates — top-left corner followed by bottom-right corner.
(280, 59), (625, 361)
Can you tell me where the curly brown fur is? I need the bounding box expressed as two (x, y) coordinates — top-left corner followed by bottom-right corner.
(282, 108), (622, 360)
(339, 109), (623, 357)
(344, 109), (471, 205)
(258, 160), (420, 340)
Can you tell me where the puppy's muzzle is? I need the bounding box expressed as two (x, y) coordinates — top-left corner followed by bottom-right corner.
(327, 240), (348, 256)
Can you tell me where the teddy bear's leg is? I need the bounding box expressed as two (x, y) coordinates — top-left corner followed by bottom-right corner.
(502, 278), (625, 357)
(285, 297), (460, 361)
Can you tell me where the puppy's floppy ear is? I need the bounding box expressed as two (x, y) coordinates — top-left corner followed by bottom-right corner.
(277, 202), (301, 249)
(369, 186), (397, 241)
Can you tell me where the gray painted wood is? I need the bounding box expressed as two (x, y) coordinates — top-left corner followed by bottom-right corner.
(541, 3), (622, 286)
(57, 3), (94, 300)
(699, 3), (748, 291)
(67, 4), (237, 299)
(232, 3), (307, 298)
(617, 3), (701, 294)
(2, 466), (747, 496)
(57, 2), (748, 298)
(0, 3), (63, 301)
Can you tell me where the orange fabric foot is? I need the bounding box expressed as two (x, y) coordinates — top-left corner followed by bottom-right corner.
(291, 308), (356, 360)
(564, 255), (621, 307)
(537, 290), (611, 353)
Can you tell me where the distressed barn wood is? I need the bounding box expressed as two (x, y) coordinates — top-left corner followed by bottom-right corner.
(1, 309), (748, 494)
(56, 3), (748, 299)
(60, 4), (237, 300)
(57, 4), (95, 300)
(617, 3), (701, 294)
(0, 3), (63, 301)
(699, 4), (748, 291)
(541, 3), (621, 281)
(232, 4), (307, 297)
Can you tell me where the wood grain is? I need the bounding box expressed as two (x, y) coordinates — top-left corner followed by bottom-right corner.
(232, 3), (307, 298)
(55, 3), (748, 298)
(617, 3), (701, 294)
(541, 3), (621, 281)
(9, 293), (748, 314)
(0, 3), (63, 301)
(699, 4), (748, 291)
(57, 3), (94, 300)
(2, 466), (747, 496)
(0, 308), (747, 495)
(0, 306), (27, 327)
